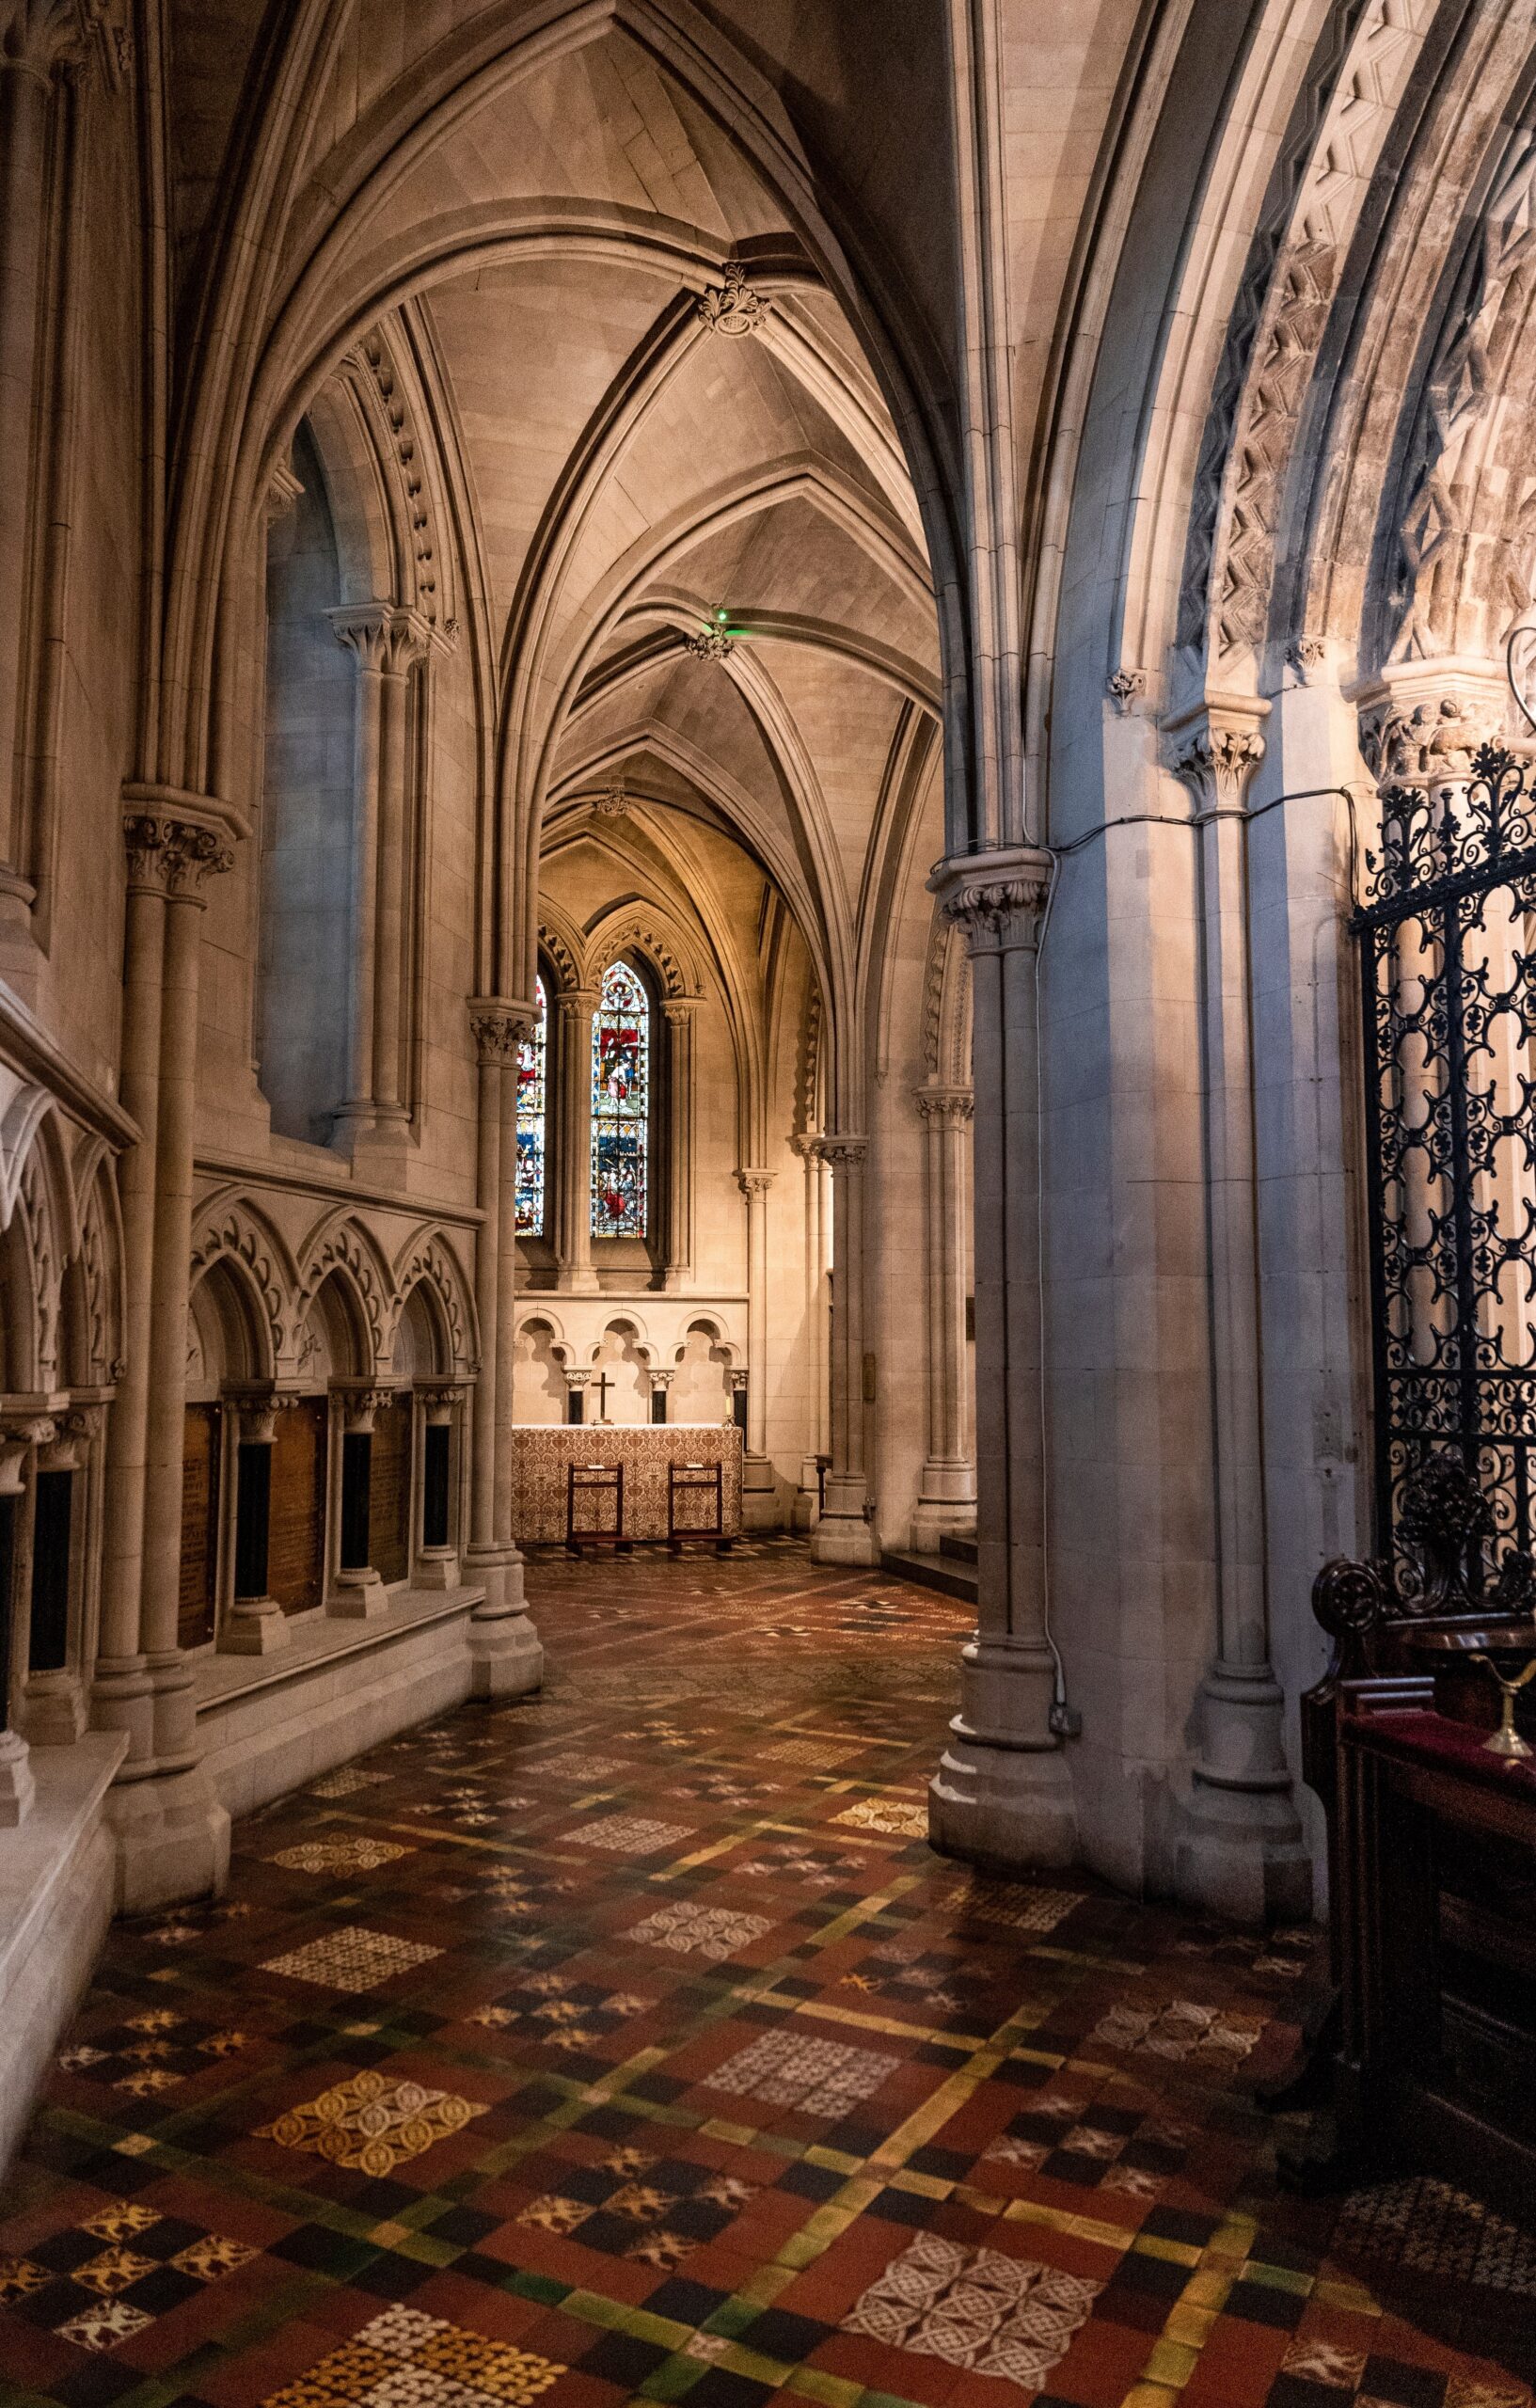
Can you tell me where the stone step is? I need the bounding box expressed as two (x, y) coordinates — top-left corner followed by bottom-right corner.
(939, 1531), (977, 1566)
(879, 1546), (978, 1608)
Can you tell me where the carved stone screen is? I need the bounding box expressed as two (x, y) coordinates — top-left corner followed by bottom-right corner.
(369, 1396), (412, 1586)
(269, 1398), (328, 1614)
(179, 1403), (220, 1649)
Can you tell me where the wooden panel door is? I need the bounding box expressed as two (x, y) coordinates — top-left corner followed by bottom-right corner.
(369, 1396), (412, 1587)
(179, 1404), (220, 1649)
(269, 1398), (327, 1615)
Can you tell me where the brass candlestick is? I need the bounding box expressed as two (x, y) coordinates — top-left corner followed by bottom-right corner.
(1470, 1653), (1536, 1760)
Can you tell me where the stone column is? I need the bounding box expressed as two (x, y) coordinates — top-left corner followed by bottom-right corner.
(332, 1385), (388, 1618)
(105, 802), (235, 1911)
(415, 1383), (460, 1592)
(649, 1368), (673, 1424)
(0, 0), (82, 907)
(466, 1003), (512, 1606)
(481, 1008), (542, 1695)
(221, 1396), (286, 1656)
(95, 816), (166, 1766)
(554, 989), (599, 1292)
(327, 606), (402, 1141)
(736, 1168), (777, 1529)
(662, 1000), (697, 1289)
(372, 610), (429, 1122)
(810, 1136), (876, 1565)
(565, 1368), (591, 1424)
(0, 1416), (51, 1824)
(926, 849), (1075, 1869)
(24, 1409), (95, 1743)
(1167, 705), (1308, 1922)
(911, 1086), (976, 1551)
(791, 1133), (829, 1529)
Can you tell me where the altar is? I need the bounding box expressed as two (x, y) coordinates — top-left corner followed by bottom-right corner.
(510, 1422), (743, 1546)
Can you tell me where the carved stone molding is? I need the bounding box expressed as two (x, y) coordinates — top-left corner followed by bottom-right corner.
(1166, 704), (1269, 814)
(698, 261), (770, 339)
(736, 1168), (773, 1200)
(0, 1414), (55, 1493)
(1106, 669), (1146, 714)
(1287, 635), (1329, 683)
(592, 779), (629, 818)
(121, 811), (235, 900)
(265, 458), (305, 524)
(928, 846), (1053, 951)
(467, 998), (535, 1067)
(328, 602), (432, 675)
(914, 1086), (974, 1127)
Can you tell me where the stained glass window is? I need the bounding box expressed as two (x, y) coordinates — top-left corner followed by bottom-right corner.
(591, 959), (649, 1236)
(515, 975), (547, 1234)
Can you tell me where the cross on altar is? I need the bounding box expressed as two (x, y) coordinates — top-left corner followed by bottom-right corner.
(594, 1370), (614, 1422)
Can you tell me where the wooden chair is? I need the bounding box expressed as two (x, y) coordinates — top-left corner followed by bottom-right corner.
(565, 1460), (627, 1557)
(668, 1459), (730, 1554)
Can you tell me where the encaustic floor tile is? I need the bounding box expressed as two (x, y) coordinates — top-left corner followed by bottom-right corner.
(2, 1539), (1532, 2408)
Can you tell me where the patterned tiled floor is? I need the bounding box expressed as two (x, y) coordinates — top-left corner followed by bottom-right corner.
(3, 1539), (1533, 2408)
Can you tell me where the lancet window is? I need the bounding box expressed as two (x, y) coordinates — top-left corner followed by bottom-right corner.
(515, 976), (547, 1235)
(591, 960), (650, 1236)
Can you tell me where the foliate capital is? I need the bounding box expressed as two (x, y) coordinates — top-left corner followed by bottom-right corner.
(1355, 663), (1510, 789)
(698, 261), (770, 340)
(122, 807), (236, 899)
(813, 1133), (868, 1172)
(468, 997), (535, 1066)
(335, 1383), (396, 1435)
(928, 846), (1053, 952)
(1165, 702), (1269, 815)
(914, 1086), (973, 1127)
(328, 602), (432, 674)
(736, 1168), (774, 1200)
(416, 1381), (464, 1423)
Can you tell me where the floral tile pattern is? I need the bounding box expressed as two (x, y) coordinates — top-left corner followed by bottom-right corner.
(2, 1538), (1530, 2408)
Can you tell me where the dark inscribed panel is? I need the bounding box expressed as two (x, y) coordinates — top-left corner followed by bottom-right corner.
(179, 1404), (220, 1650)
(369, 1397), (412, 1586)
(269, 1398), (327, 1614)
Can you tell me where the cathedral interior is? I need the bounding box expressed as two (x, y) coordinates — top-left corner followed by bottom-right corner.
(4, 2), (1536, 2401)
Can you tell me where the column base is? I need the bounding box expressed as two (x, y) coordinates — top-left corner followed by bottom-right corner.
(1174, 1778), (1312, 1925)
(910, 1495), (976, 1555)
(1173, 1659), (1311, 1925)
(20, 1670), (87, 1747)
(89, 1656), (155, 1769)
(926, 1635), (1077, 1871)
(105, 1761), (230, 1914)
(554, 1267), (601, 1296)
(329, 1569), (388, 1620)
(218, 1598), (292, 1655)
(811, 1513), (876, 1565)
(468, 1608), (544, 1700)
(415, 1547), (461, 1592)
(0, 1727), (36, 1827)
(742, 1453), (779, 1532)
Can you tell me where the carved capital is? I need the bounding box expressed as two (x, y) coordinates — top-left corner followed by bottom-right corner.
(914, 1086), (974, 1127)
(729, 1369), (750, 1393)
(328, 602), (432, 675)
(556, 988), (600, 1021)
(416, 1381), (463, 1424)
(335, 1384), (395, 1435)
(122, 810), (235, 899)
(468, 997), (535, 1066)
(265, 458), (305, 524)
(1166, 704), (1268, 815)
(1, 0), (86, 79)
(234, 1394), (277, 1445)
(698, 261), (770, 340)
(814, 1133), (868, 1173)
(649, 1369), (674, 1392)
(928, 847), (1052, 952)
(592, 779), (629, 818)
(0, 1415), (55, 1492)
(736, 1168), (773, 1200)
(1287, 635), (1329, 684)
(1106, 669), (1146, 714)
(661, 997), (700, 1027)
(1355, 665), (1509, 787)
(564, 1369), (592, 1391)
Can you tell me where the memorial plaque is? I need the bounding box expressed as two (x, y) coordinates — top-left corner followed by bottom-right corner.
(369, 1395), (412, 1586)
(269, 1398), (327, 1614)
(179, 1404), (220, 1649)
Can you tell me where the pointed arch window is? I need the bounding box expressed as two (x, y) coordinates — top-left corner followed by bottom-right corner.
(591, 959), (650, 1236)
(515, 975), (547, 1235)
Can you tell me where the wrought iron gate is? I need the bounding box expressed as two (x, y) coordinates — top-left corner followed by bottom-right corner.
(1354, 743), (1536, 1572)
